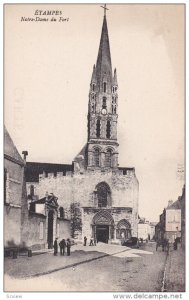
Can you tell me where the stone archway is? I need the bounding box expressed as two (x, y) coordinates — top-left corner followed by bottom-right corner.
(92, 210), (114, 243)
(116, 219), (131, 240)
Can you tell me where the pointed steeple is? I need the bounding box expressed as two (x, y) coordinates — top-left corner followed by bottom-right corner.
(86, 9), (119, 170)
(96, 15), (112, 91)
(113, 68), (118, 86)
(91, 64), (97, 84)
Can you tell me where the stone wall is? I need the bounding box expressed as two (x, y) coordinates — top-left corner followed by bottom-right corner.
(4, 206), (22, 247)
(58, 219), (71, 240)
(5, 159), (24, 206)
(21, 211), (46, 249)
(32, 168), (139, 241)
(4, 158), (24, 247)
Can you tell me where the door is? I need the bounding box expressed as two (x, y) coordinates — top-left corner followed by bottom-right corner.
(47, 210), (54, 249)
(96, 225), (109, 243)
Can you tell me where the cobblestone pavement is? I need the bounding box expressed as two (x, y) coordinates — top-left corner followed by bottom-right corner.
(4, 242), (168, 292)
(165, 245), (185, 292)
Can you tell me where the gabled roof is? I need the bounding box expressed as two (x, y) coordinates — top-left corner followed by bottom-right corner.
(166, 198), (181, 210)
(4, 126), (24, 165)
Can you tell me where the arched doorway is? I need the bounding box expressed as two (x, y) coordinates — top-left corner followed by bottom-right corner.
(92, 210), (114, 243)
(116, 219), (131, 240)
(47, 210), (54, 249)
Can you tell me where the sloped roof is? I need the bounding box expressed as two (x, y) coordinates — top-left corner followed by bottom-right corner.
(166, 198), (181, 210)
(4, 126), (24, 165)
(32, 194), (58, 206)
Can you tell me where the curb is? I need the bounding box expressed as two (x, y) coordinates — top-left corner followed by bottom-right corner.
(161, 251), (170, 292)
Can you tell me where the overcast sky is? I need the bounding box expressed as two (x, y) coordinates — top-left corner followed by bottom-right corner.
(4, 4), (185, 221)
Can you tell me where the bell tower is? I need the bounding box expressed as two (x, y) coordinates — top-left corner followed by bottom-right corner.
(87, 9), (119, 170)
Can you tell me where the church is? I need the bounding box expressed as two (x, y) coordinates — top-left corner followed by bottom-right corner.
(24, 8), (139, 248)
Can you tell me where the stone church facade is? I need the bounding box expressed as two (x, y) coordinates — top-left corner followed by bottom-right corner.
(25, 12), (139, 247)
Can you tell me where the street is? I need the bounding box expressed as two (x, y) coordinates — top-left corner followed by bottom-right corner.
(4, 242), (168, 292)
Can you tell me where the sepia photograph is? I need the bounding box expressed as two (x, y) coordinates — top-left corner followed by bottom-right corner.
(3, 3), (185, 294)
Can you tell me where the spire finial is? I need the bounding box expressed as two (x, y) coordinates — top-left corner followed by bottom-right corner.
(100, 4), (109, 17)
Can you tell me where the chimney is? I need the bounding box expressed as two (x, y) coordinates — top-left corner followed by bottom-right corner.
(22, 151), (28, 164)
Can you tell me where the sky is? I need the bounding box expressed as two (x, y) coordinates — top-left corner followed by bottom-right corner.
(4, 4), (185, 222)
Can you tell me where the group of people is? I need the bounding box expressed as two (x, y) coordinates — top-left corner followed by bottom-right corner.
(84, 236), (97, 246)
(53, 238), (71, 256)
(156, 238), (170, 252)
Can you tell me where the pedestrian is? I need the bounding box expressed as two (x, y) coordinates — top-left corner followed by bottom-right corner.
(62, 239), (66, 256)
(94, 236), (96, 246)
(173, 239), (178, 250)
(53, 238), (58, 256)
(84, 236), (87, 246)
(167, 239), (170, 255)
(66, 238), (71, 256)
(156, 240), (160, 251)
(59, 239), (66, 255)
(162, 239), (165, 252)
(59, 239), (63, 255)
(89, 237), (94, 246)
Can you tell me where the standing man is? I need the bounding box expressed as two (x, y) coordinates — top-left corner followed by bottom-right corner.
(59, 239), (63, 255)
(84, 236), (87, 246)
(62, 239), (66, 256)
(53, 238), (58, 256)
(89, 237), (94, 246)
(66, 238), (71, 256)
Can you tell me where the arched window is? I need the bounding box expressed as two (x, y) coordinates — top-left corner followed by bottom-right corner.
(59, 207), (64, 219)
(106, 120), (111, 138)
(103, 82), (107, 93)
(102, 97), (107, 109)
(96, 119), (101, 138)
(112, 104), (117, 114)
(105, 149), (112, 167)
(94, 148), (100, 167)
(30, 185), (34, 197)
(96, 182), (111, 207)
(91, 102), (95, 113)
(112, 96), (116, 104)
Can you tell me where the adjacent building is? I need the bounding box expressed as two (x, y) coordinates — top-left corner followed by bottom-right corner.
(138, 218), (156, 240)
(4, 126), (25, 249)
(155, 186), (185, 244)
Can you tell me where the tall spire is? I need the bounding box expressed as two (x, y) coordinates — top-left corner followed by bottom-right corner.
(91, 64), (96, 83)
(87, 8), (119, 170)
(96, 14), (112, 91)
